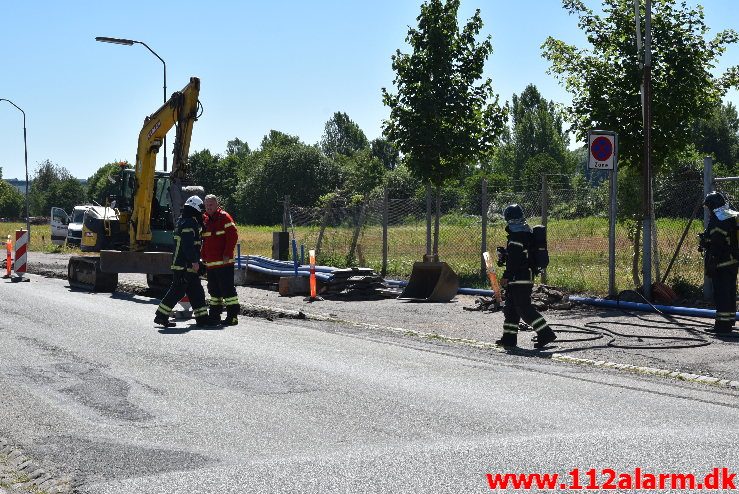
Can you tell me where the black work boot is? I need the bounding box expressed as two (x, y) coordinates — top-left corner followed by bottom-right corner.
(195, 316), (218, 328)
(534, 326), (557, 349)
(711, 322), (734, 335)
(154, 313), (175, 328)
(495, 333), (517, 348)
(209, 306), (223, 325)
(224, 305), (239, 326)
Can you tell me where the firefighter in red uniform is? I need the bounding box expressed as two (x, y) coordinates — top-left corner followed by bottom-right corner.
(201, 194), (240, 325)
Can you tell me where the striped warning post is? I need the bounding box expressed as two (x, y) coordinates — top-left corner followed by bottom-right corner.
(14, 230), (28, 277)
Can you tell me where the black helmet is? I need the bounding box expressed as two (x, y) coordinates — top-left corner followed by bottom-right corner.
(503, 203), (524, 222)
(704, 191), (727, 210)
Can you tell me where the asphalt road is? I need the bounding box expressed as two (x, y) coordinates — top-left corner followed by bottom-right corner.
(28, 252), (739, 386)
(1, 274), (738, 493)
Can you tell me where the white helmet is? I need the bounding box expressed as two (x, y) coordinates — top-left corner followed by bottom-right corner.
(184, 195), (204, 213)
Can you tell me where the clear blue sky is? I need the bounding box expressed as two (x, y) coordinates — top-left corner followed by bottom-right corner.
(1, 0), (738, 181)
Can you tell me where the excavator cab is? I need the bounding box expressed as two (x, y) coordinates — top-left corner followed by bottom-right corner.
(80, 169), (175, 252)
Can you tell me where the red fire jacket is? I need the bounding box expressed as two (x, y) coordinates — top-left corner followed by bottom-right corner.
(200, 208), (238, 269)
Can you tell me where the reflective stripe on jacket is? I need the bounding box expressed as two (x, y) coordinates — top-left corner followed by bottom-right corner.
(172, 216), (202, 272)
(201, 208), (238, 268)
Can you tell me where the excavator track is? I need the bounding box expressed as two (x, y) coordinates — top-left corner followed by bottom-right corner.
(68, 256), (118, 292)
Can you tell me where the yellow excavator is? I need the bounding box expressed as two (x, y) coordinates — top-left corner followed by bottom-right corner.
(68, 77), (202, 291)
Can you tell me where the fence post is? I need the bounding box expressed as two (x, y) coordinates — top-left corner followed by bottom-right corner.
(348, 200), (368, 265)
(425, 184), (432, 259)
(540, 174), (549, 284)
(480, 178), (488, 280)
(382, 188), (389, 277)
(703, 156), (713, 300)
(315, 197), (333, 257)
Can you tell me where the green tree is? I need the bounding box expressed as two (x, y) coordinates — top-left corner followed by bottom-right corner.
(189, 146), (245, 212)
(542, 0), (739, 179)
(261, 130), (301, 150)
(232, 134), (341, 225)
(382, 0), (506, 256)
(226, 137), (251, 157)
(29, 160), (84, 215)
(382, 164), (422, 201)
(370, 137), (400, 170)
(86, 161), (131, 204)
(0, 180), (23, 219)
(52, 177), (86, 214)
(496, 84), (575, 188)
(693, 101), (739, 171)
(320, 112), (369, 157)
(336, 148), (387, 198)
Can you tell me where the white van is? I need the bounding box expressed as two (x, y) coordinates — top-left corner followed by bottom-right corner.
(50, 206), (91, 246)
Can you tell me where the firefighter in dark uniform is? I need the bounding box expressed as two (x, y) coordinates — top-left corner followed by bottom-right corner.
(154, 196), (211, 327)
(496, 204), (557, 349)
(201, 194), (240, 326)
(701, 191), (738, 334)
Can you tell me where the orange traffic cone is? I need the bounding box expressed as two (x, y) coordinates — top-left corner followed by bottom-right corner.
(3, 235), (13, 278)
(3, 236), (11, 279)
(304, 249), (323, 302)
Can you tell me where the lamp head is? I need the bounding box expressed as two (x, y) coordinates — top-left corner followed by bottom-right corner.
(95, 36), (135, 46)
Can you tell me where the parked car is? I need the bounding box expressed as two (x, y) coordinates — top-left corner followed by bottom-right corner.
(50, 207), (69, 245)
(50, 206), (91, 246)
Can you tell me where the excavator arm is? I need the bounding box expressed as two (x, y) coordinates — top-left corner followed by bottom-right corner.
(130, 76), (200, 249)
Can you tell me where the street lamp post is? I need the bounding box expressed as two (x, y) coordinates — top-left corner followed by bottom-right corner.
(0, 98), (30, 245)
(95, 36), (168, 171)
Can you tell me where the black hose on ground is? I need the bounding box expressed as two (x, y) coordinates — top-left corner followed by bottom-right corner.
(522, 289), (738, 349)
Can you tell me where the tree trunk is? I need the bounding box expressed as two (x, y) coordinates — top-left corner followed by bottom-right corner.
(632, 221), (642, 288)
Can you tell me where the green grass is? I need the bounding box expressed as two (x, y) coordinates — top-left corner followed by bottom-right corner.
(0, 221), (82, 254)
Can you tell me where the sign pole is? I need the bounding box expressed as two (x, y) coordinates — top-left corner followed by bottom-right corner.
(588, 130), (618, 296)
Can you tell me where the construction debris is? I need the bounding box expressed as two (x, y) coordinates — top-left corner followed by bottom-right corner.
(531, 285), (571, 310)
(465, 285), (570, 312)
(464, 297), (501, 312)
(323, 268), (398, 299)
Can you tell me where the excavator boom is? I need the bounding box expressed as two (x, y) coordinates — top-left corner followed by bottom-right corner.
(131, 76), (200, 249)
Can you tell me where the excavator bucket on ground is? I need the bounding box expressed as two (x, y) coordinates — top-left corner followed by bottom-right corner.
(398, 261), (459, 302)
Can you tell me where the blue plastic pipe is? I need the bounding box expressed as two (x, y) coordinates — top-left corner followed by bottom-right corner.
(383, 279), (497, 297)
(569, 295), (739, 320)
(244, 258), (333, 282)
(291, 239), (299, 276)
(236, 243), (241, 269)
(239, 255), (337, 273)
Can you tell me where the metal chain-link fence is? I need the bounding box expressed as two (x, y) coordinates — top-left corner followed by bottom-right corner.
(239, 169), (713, 296)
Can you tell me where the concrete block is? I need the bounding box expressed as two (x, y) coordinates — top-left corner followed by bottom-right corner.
(278, 276), (310, 296)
